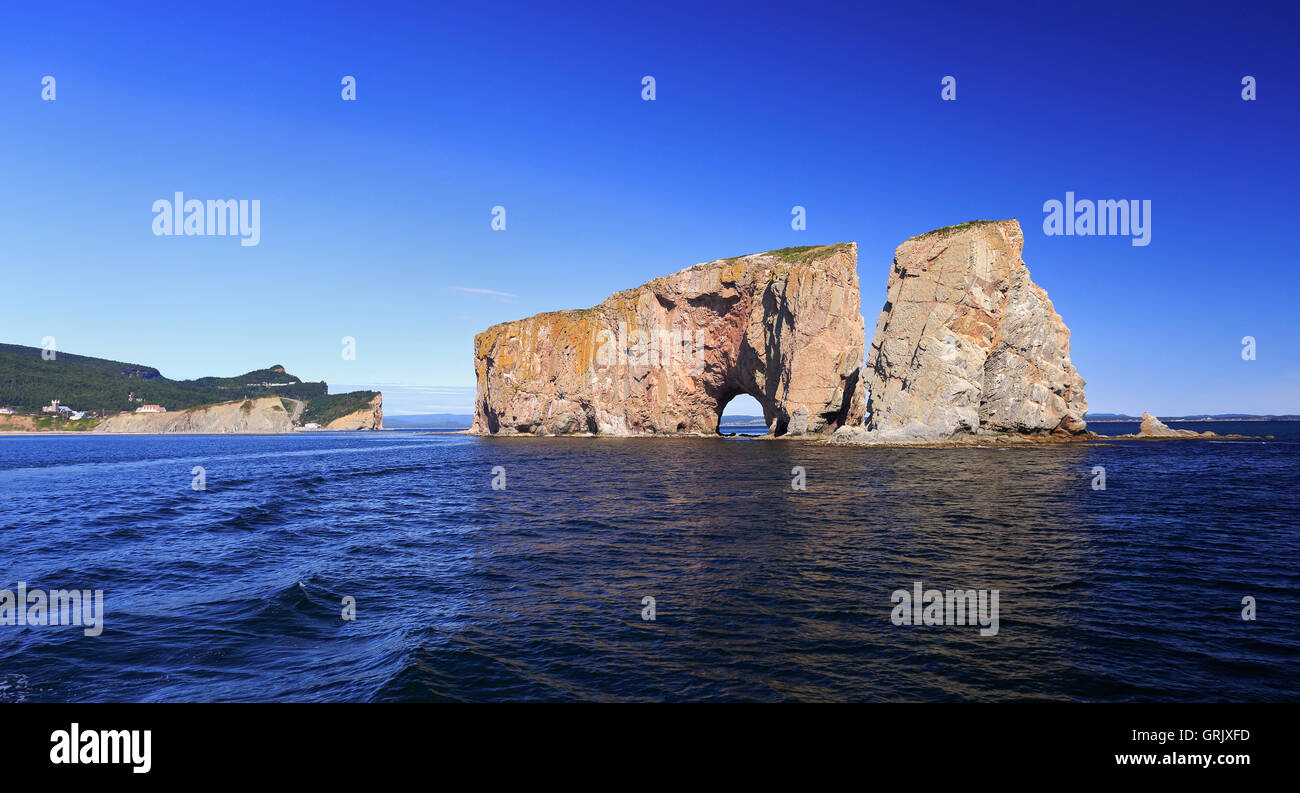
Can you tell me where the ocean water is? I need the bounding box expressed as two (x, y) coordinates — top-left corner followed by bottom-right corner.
(1, 424), (1297, 702)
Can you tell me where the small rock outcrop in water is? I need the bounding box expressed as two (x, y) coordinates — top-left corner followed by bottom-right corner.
(1140, 412), (1179, 436)
(1136, 412), (1214, 438)
(833, 219), (1087, 444)
(471, 244), (866, 436)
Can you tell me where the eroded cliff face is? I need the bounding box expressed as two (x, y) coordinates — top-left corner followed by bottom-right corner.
(835, 219), (1086, 443)
(471, 244), (867, 436)
(324, 394), (383, 430)
(95, 396), (294, 434)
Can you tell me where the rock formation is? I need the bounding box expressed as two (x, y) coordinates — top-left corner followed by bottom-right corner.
(471, 244), (866, 436)
(833, 219), (1087, 443)
(1136, 412), (1213, 438)
(1140, 412), (1178, 436)
(95, 396), (295, 434)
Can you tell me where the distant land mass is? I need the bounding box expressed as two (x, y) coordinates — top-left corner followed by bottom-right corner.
(384, 413), (474, 429)
(1084, 413), (1300, 422)
(0, 342), (380, 432)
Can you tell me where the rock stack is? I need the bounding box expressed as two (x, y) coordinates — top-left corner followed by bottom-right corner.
(833, 220), (1087, 443)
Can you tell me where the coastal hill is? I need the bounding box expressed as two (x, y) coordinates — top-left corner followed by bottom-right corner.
(0, 343), (380, 431)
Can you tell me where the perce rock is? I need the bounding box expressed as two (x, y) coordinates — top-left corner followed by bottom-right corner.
(471, 244), (866, 436)
(832, 219), (1087, 443)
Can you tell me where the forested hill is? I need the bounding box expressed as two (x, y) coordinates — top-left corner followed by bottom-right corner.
(0, 343), (373, 416)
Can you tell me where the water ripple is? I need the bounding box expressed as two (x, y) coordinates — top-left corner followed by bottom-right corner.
(0, 426), (1297, 701)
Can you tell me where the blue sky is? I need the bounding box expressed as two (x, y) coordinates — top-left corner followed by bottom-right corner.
(2, 0), (1297, 415)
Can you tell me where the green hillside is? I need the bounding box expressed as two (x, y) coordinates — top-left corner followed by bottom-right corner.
(299, 391), (378, 426)
(0, 343), (374, 423)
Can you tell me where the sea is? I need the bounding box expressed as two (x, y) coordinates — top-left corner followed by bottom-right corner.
(1, 420), (1297, 702)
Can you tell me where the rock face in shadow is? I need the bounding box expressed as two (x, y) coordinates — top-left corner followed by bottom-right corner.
(834, 219), (1087, 443)
(471, 244), (867, 436)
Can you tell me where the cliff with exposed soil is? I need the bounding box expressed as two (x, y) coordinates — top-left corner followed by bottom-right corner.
(95, 396), (295, 434)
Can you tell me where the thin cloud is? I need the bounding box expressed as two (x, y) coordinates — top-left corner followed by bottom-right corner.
(451, 286), (517, 302)
(332, 384), (476, 414)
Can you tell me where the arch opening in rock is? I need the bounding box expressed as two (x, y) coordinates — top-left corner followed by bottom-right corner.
(716, 390), (772, 436)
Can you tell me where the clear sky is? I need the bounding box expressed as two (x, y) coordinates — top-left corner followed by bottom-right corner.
(2, 1), (1297, 415)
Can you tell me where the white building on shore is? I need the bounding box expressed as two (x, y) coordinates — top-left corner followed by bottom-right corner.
(39, 400), (82, 417)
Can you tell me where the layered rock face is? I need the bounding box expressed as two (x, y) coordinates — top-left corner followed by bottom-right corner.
(95, 396), (294, 434)
(471, 244), (866, 436)
(837, 220), (1086, 442)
